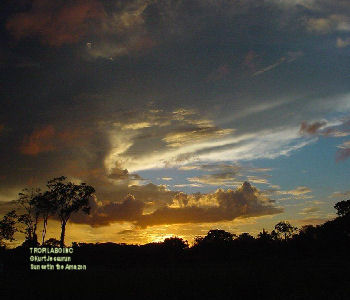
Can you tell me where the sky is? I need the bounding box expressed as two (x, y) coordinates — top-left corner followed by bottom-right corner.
(1, 0), (350, 246)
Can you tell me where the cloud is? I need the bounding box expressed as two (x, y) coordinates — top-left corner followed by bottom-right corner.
(136, 182), (283, 228)
(299, 118), (350, 161)
(331, 190), (350, 198)
(180, 164), (271, 186)
(179, 164), (272, 174)
(117, 229), (136, 235)
(299, 121), (327, 135)
(161, 177), (173, 181)
(6, 0), (105, 46)
(174, 184), (203, 188)
(188, 172), (241, 186)
(108, 162), (142, 181)
(5, 0), (155, 58)
(20, 125), (56, 155)
(307, 14), (350, 34)
(243, 50), (259, 73)
(306, 17), (335, 34)
(104, 107), (236, 172)
(118, 123), (316, 173)
(5, 0), (349, 61)
(253, 52), (303, 77)
(253, 57), (287, 77)
(336, 37), (350, 48)
(3, 0), (350, 244)
(179, 164), (238, 171)
(163, 127), (234, 148)
(68, 182), (282, 228)
(300, 118), (350, 138)
(185, 164), (242, 186)
(246, 176), (270, 185)
(80, 173), (178, 211)
(71, 194), (145, 227)
(300, 206), (320, 214)
(3, 0), (317, 60)
(206, 64), (230, 82)
(85, 0), (155, 59)
(336, 140), (350, 161)
(288, 186), (312, 195)
(264, 186), (313, 200)
(294, 217), (330, 226)
(20, 125), (91, 155)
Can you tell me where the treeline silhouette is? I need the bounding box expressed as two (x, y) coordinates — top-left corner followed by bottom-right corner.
(1, 178), (350, 299)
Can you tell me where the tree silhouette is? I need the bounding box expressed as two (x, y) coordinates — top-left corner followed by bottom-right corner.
(0, 210), (17, 248)
(269, 230), (279, 241)
(236, 232), (255, 242)
(274, 221), (298, 241)
(33, 190), (58, 244)
(15, 188), (42, 245)
(334, 200), (350, 217)
(47, 176), (95, 247)
(206, 229), (235, 242)
(257, 229), (273, 242)
(163, 237), (189, 250)
(194, 229), (236, 247)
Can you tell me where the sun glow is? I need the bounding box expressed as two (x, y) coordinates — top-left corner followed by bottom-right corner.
(149, 234), (181, 243)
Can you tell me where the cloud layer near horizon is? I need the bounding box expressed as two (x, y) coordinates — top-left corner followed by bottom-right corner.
(70, 181), (283, 228)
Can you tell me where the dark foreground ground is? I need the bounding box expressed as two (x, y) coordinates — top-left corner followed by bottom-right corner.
(1, 247), (349, 300)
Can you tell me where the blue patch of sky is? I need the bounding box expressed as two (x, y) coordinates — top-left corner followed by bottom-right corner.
(251, 136), (350, 204)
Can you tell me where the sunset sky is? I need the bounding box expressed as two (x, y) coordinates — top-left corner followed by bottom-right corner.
(1, 0), (350, 246)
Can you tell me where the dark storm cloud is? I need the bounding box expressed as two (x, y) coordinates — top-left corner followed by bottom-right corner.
(5, 0), (156, 58)
(6, 0), (105, 46)
(19, 124), (92, 155)
(4, 0), (311, 59)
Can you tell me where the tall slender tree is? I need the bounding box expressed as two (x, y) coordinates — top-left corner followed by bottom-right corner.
(15, 188), (42, 245)
(32, 191), (57, 245)
(47, 176), (95, 247)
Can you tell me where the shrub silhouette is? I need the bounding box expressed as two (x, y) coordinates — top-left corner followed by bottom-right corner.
(42, 238), (61, 247)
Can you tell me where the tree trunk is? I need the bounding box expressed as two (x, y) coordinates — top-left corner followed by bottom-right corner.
(42, 217), (48, 245)
(60, 221), (66, 247)
(28, 227), (33, 242)
(33, 214), (38, 244)
(33, 215), (38, 236)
